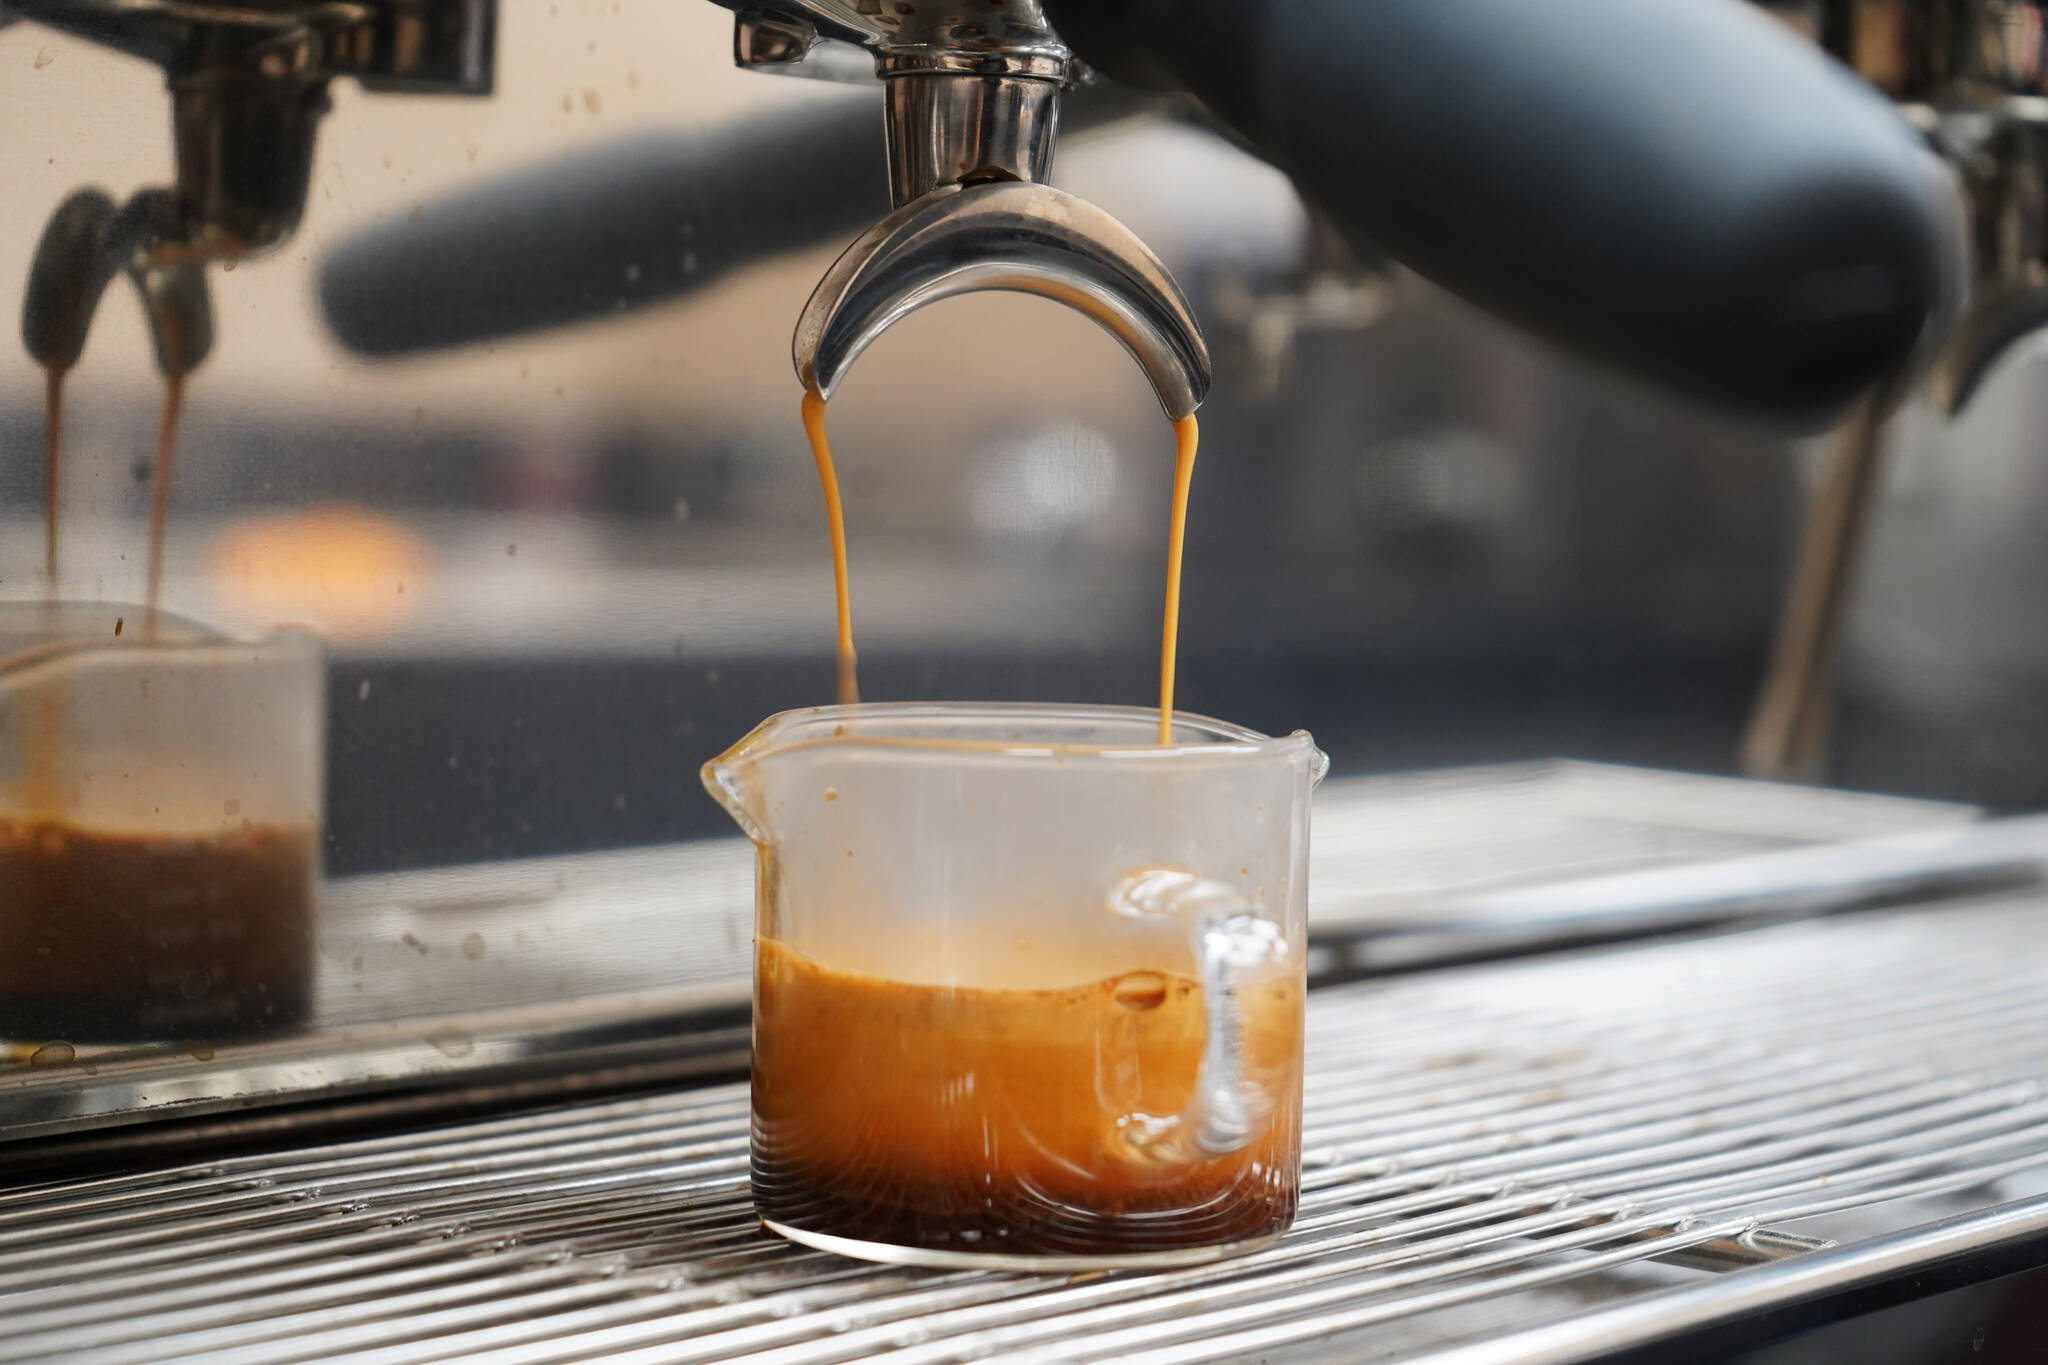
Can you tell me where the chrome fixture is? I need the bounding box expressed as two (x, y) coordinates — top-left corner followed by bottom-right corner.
(10, 0), (495, 381)
(717, 0), (1211, 419)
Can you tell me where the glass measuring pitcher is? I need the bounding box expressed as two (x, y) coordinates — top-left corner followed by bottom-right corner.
(704, 703), (1326, 1269)
(0, 603), (324, 1045)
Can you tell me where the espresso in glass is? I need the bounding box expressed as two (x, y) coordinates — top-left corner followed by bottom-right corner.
(752, 936), (1304, 1259)
(0, 817), (316, 1041)
(706, 703), (1325, 1268)
(1, 605), (324, 1048)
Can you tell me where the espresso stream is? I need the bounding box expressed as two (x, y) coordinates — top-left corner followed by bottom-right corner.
(144, 373), (186, 636)
(38, 366), (184, 629)
(42, 367), (64, 592)
(752, 937), (1303, 1255)
(799, 390), (859, 705)
(799, 391), (1199, 742)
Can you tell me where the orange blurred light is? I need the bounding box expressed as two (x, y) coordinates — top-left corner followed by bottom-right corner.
(207, 503), (432, 643)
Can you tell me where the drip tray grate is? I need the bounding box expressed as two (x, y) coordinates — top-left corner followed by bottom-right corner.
(7, 895), (2048, 1363)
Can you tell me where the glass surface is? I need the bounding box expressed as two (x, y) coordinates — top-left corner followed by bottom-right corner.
(0, 604), (323, 1043)
(708, 703), (1323, 1266)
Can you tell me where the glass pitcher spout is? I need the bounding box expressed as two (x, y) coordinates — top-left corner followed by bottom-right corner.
(701, 710), (791, 847)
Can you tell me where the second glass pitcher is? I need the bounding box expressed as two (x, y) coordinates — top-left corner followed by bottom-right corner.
(705, 702), (1325, 1269)
(0, 603), (323, 1045)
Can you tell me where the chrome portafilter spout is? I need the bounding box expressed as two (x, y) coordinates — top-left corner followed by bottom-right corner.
(24, 187), (215, 384)
(794, 180), (1210, 419)
(13, 0), (495, 380)
(13, 0), (492, 590)
(21, 184), (217, 588)
(721, 0), (1211, 413)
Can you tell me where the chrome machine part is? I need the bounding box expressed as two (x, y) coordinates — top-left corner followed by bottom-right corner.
(12, 0), (493, 379)
(726, 0), (1070, 88)
(793, 180), (1210, 419)
(726, 1), (1071, 210)
(882, 66), (1061, 206)
(1786, 0), (2048, 409)
(721, 0), (1212, 415)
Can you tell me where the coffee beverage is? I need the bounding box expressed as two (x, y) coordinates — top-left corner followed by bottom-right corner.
(751, 935), (1303, 1257)
(0, 816), (316, 1043)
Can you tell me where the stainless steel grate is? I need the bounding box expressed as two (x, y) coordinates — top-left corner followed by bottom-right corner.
(7, 893), (2048, 1364)
(0, 762), (1979, 1146)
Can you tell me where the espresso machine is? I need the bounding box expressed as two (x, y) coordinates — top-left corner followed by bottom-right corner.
(14, 4), (2048, 1362)
(1742, 1), (2048, 800)
(10, 0), (1966, 416)
(7, 0), (1980, 828)
(11, 0), (492, 388)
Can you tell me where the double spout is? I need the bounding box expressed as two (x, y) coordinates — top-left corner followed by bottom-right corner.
(13, 0), (495, 383)
(794, 181), (1210, 420)
(722, 0), (1213, 418)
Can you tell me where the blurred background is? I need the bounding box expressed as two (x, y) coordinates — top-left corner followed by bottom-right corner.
(3, 1), (2043, 875)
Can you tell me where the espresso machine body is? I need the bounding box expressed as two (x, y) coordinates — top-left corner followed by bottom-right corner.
(10, 3), (2048, 1359)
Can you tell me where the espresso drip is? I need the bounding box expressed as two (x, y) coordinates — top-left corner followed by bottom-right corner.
(800, 390), (859, 706)
(1158, 415), (1198, 745)
(43, 367), (65, 593)
(144, 373), (187, 636)
(797, 393), (1201, 739)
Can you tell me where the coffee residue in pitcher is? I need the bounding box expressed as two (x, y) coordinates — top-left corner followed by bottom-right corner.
(0, 817), (317, 1043)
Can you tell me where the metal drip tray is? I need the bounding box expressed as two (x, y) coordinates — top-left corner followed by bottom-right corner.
(8, 893), (2048, 1363)
(0, 762), (1983, 1144)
